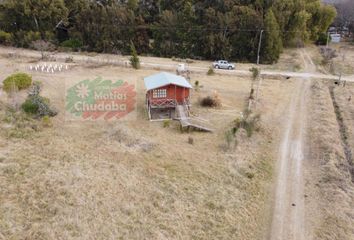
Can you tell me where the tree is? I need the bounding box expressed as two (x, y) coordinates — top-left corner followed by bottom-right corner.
(0, 0), (338, 62)
(130, 41), (140, 69)
(262, 9), (283, 64)
(31, 40), (55, 59)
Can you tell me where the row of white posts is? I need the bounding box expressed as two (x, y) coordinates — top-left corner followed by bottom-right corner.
(29, 63), (69, 73)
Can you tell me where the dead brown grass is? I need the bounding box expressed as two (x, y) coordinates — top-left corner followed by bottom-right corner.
(306, 80), (354, 240)
(0, 50), (300, 240)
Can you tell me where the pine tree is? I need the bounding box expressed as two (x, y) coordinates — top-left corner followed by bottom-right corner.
(130, 41), (140, 69)
(262, 9), (283, 64)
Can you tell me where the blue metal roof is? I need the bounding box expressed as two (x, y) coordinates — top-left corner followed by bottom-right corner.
(144, 72), (193, 91)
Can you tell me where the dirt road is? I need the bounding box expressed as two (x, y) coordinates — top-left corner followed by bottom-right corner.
(269, 79), (310, 240)
(1, 46), (353, 82)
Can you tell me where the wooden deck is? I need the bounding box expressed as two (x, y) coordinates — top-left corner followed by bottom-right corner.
(175, 105), (213, 132)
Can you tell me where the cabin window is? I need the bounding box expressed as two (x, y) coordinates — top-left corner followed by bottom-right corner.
(153, 89), (167, 98)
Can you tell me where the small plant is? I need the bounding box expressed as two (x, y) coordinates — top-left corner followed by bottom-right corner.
(194, 80), (203, 92)
(42, 115), (53, 127)
(245, 171), (255, 179)
(129, 41), (140, 69)
(163, 119), (170, 128)
(225, 130), (235, 149)
(207, 67), (215, 76)
(3, 73), (32, 93)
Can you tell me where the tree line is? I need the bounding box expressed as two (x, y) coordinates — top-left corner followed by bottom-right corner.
(0, 0), (336, 63)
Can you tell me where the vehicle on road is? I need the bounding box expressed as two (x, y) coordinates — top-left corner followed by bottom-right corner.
(212, 60), (235, 70)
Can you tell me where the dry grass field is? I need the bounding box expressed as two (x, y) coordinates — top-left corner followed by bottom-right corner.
(306, 80), (354, 240)
(0, 46), (353, 240)
(0, 53), (299, 240)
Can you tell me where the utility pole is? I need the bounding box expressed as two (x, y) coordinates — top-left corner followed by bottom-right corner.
(257, 30), (264, 65)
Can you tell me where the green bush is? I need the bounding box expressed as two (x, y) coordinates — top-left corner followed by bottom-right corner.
(0, 31), (13, 45)
(21, 98), (39, 114)
(21, 95), (57, 117)
(316, 33), (330, 46)
(3, 73), (32, 93)
(61, 39), (83, 50)
(21, 82), (57, 117)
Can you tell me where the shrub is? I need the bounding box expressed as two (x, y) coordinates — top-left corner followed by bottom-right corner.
(200, 94), (221, 108)
(231, 113), (261, 137)
(316, 33), (330, 46)
(21, 83), (58, 117)
(22, 98), (39, 114)
(23, 31), (41, 47)
(22, 95), (57, 117)
(3, 73), (32, 93)
(207, 67), (215, 76)
(249, 67), (260, 81)
(0, 31), (13, 45)
(61, 39), (83, 50)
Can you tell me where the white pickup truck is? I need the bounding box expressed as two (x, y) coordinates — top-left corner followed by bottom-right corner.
(212, 60), (235, 70)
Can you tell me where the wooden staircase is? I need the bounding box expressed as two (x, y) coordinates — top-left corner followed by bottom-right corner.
(175, 105), (213, 132)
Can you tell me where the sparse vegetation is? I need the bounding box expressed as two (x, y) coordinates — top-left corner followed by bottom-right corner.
(320, 47), (337, 65)
(1, 105), (39, 138)
(163, 119), (170, 128)
(231, 113), (261, 137)
(65, 56), (74, 63)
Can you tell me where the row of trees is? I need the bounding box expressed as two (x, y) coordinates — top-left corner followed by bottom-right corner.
(0, 0), (336, 63)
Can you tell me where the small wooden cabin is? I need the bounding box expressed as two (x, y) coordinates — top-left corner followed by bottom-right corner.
(144, 72), (193, 120)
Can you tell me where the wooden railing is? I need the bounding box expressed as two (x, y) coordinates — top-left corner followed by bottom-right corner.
(149, 99), (177, 108)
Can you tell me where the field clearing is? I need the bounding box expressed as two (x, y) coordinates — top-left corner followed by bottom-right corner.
(0, 53), (298, 239)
